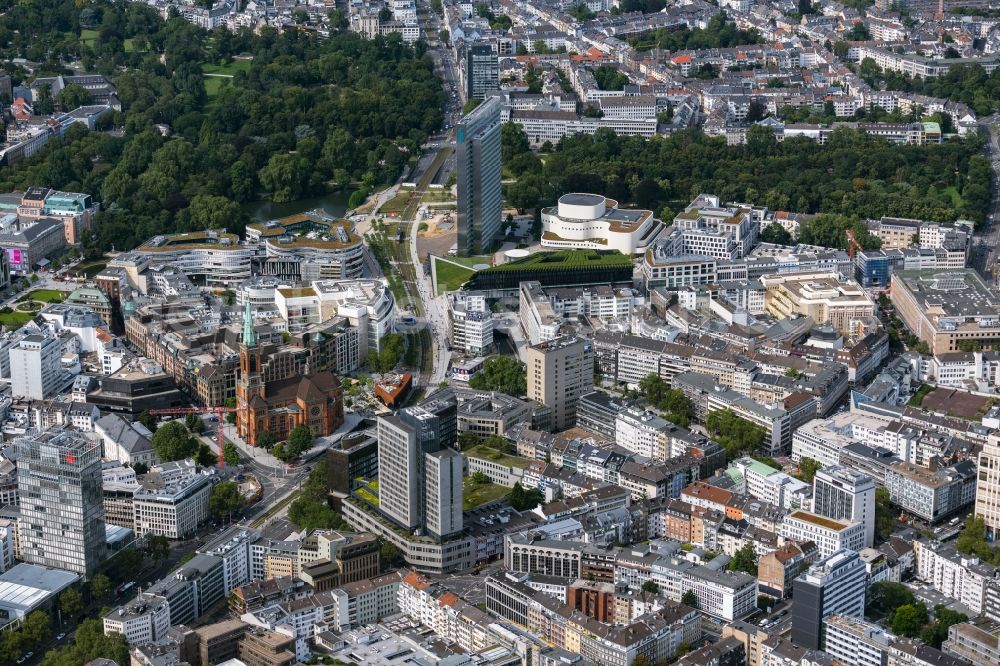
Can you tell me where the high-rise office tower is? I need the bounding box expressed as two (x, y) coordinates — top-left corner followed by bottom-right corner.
(377, 407), (463, 537)
(425, 448), (463, 539)
(376, 415), (423, 531)
(976, 433), (1000, 540)
(527, 336), (594, 432)
(465, 43), (499, 101)
(456, 97), (502, 256)
(791, 549), (866, 650)
(813, 466), (876, 548)
(17, 428), (106, 577)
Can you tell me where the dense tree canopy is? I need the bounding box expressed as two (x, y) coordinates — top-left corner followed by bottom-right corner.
(507, 127), (989, 228)
(706, 410), (767, 459)
(628, 13), (761, 52)
(152, 421), (199, 462)
(469, 356), (527, 396)
(861, 60), (1000, 117)
(288, 465), (350, 532)
(638, 375), (694, 427)
(0, 0), (444, 256)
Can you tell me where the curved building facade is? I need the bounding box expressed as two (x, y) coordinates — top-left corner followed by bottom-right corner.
(247, 213), (365, 280)
(541, 193), (661, 255)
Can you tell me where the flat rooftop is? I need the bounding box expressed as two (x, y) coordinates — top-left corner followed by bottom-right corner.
(894, 269), (1000, 322)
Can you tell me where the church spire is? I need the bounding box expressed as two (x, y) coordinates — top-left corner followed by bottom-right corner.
(242, 300), (257, 348)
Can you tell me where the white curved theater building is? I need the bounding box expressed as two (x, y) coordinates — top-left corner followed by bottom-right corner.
(541, 193), (662, 255)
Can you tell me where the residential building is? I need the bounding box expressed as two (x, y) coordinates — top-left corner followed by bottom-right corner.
(791, 549), (867, 649)
(17, 428), (106, 577)
(527, 336), (594, 431)
(913, 539), (996, 615)
(758, 541), (818, 598)
(456, 97), (502, 255)
(812, 466), (876, 549)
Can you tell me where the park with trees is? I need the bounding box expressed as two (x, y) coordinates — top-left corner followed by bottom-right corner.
(0, 0), (445, 260)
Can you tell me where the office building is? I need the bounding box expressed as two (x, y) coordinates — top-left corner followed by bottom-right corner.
(10, 332), (68, 400)
(527, 336), (594, 432)
(976, 433), (1000, 541)
(376, 415), (422, 531)
(813, 466), (876, 549)
(823, 615), (895, 666)
(424, 448), (463, 539)
(448, 291), (493, 356)
(890, 269), (1000, 355)
(17, 428), (106, 577)
(791, 549), (867, 649)
(762, 272), (875, 335)
(466, 43), (499, 100)
(144, 553), (226, 626)
(456, 97), (502, 255)
(781, 510), (865, 558)
(103, 592), (171, 645)
(133, 461), (214, 539)
(942, 621), (1000, 665)
(886, 460), (976, 524)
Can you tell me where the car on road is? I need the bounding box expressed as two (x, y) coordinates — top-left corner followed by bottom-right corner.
(56, 633), (66, 641)
(17, 653), (33, 664)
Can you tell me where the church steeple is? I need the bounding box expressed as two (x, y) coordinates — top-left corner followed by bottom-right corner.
(242, 300), (257, 348)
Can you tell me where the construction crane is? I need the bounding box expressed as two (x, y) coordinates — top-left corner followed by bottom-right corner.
(149, 406), (239, 469)
(845, 228), (863, 259)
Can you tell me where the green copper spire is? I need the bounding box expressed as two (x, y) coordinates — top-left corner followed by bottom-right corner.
(242, 300), (257, 348)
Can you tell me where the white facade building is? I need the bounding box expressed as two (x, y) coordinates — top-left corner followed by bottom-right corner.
(781, 510), (866, 558)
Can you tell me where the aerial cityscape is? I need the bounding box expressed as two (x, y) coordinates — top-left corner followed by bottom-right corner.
(0, 1), (999, 666)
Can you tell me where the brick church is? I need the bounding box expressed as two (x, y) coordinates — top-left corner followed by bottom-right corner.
(236, 302), (344, 447)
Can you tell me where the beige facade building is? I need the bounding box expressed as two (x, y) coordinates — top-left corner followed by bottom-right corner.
(527, 336), (594, 432)
(975, 433), (1000, 541)
(762, 272), (874, 335)
(890, 269), (1000, 355)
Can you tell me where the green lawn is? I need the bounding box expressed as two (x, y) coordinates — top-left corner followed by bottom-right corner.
(381, 192), (415, 215)
(445, 255), (493, 268)
(26, 289), (65, 303)
(463, 478), (510, 510)
(941, 186), (964, 208)
(80, 29), (99, 46)
(204, 77), (228, 100)
(0, 311), (33, 329)
(464, 445), (530, 469)
(433, 257), (475, 294)
(202, 60), (252, 76)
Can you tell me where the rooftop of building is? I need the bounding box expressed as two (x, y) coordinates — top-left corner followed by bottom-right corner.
(787, 510), (852, 532)
(893, 268), (1000, 322)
